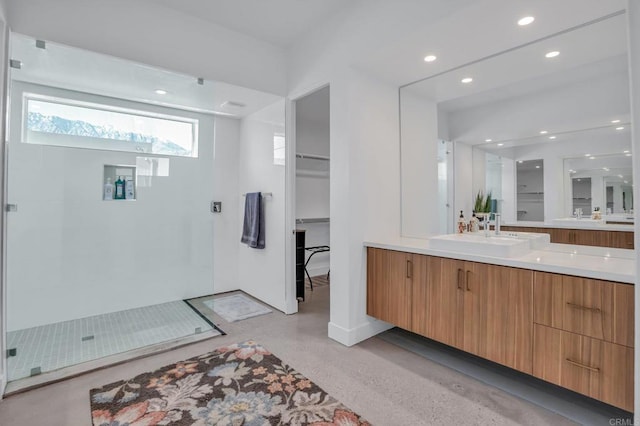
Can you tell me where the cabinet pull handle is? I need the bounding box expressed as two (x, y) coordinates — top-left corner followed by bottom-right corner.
(457, 268), (463, 290)
(565, 358), (600, 373)
(466, 270), (471, 291)
(406, 260), (412, 278)
(566, 302), (601, 314)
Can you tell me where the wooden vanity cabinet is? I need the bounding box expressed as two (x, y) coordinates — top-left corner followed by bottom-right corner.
(366, 247), (413, 330)
(532, 271), (634, 411)
(368, 249), (533, 374)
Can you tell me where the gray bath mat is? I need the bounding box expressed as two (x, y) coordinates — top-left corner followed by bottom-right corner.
(204, 294), (272, 322)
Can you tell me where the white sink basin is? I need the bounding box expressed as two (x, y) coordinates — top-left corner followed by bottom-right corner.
(498, 231), (551, 250)
(551, 218), (604, 228)
(429, 232), (531, 258)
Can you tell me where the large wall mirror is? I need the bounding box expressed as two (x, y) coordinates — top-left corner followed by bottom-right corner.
(399, 10), (631, 237)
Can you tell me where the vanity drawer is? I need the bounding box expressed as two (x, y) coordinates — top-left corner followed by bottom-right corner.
(533, 272), (634, 347)
(533, 324), (633, 411)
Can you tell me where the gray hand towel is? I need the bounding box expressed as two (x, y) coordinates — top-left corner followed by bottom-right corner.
(241, 192), (265, 249)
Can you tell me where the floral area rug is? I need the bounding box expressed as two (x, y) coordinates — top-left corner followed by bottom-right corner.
(90, 340), (370, 425)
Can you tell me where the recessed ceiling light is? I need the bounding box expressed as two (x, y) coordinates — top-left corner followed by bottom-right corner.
(497, 143), (504, 146)
(589, 156), (596, 160)
(461, 77), (473, 84)
(603, 167), (610, 171)
(545, 51), (560, 58)
(549, 136), (556, 140)
(518, 16), (535, 26)
(585, 153), (591, 157)
(518, 160), (524, 164)
(624, 150), (630, 153)
(616, 126), (624, 130)
(611, 119), (621, 124)
(539, 130), (548, 134)
(424, 55), (437, 62)
(485, 138), (492, 142)
(535, 165), (540, 169)
(626, 153), (632, 157)
(155, 89), (167, 95)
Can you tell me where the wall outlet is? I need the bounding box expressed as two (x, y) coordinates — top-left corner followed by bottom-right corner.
(212, 201), (222, 213)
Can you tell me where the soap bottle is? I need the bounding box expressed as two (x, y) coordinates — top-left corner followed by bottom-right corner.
(457, 210), (466, 234)
(115, 176), (124, 200)
(125, 177), (134, 200)
(104, 177), (113, 200)
(470, 211), (479, 233)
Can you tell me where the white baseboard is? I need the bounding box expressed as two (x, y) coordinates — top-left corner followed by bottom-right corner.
(328, 317), (393, 347)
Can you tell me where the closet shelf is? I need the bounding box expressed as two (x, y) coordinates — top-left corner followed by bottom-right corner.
(296, 152), (330, 161)
(296, 169), (329, 178)
(296, 217), (330, 224)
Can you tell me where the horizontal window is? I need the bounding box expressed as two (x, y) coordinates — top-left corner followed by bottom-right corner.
(23, 93), (199, 157)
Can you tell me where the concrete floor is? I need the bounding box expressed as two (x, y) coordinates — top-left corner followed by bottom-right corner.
(0, 286), (595, 425)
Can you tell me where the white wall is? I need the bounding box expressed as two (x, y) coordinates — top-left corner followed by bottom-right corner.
(5, 0), (287, 95)
(288, 1), (404, 345)
(237, 100), (287, 312)
(627, 1), (640, 415)
(6, 82), (224, 330)
(400, 90), (439, 238)
(0, 0), (9, 397)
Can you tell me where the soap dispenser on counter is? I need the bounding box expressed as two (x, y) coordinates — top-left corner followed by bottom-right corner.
(470, 211), (479, 233)
(457, 211), (466, 234)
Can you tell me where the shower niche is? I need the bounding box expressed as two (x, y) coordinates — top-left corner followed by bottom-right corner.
(103, 164), (137, 201)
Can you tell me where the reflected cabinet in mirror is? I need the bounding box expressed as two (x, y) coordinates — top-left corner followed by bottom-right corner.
(399, 9), (633, 246)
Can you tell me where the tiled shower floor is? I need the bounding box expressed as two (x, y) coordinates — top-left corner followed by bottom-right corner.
(6, 300), (219, 381)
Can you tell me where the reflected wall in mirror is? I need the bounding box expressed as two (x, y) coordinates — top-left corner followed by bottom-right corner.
(399, 10), (632, 237)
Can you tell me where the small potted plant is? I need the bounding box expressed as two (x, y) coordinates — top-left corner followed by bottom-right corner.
(474, 190), (492, 221)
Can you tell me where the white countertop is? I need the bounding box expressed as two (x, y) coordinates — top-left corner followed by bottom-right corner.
(364, 237), (635, 284)
(503, 220), (634, 232)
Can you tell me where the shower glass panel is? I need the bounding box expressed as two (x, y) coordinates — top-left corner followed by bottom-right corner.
(3, 34), (223, 383)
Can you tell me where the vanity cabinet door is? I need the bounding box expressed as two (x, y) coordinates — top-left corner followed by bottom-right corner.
(366, 248), (413, 329)
(470, 263), (534, 374)
(608, 231), (634, 249)
(415, 256), (465, 347)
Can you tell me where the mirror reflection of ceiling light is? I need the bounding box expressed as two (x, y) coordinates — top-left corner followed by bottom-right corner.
(626, 153), (632, 157)
(461, 77), (473, 84)
(424, 55), (437, 62)
(618, 174), (624, 178)
(154, 89), (167, 95)
(549, 135), (556, 139)
(518, 16), (535, 26)
(535, 165), (540, 169)
(584, 153), (591, 157)
(603, 167), (610, 171)
(518, 160), (524, 163)
(497, 143), (504, 146)
(624, 180), (629, 184)
(485, 138), (492, 142)
(539, 130), (548, 134)
(624, 150), (630, 153)
(616, 126), (624, 130)
(589, 156), (596, 160)
(545, 51), (560, 58)
(611, 119), (621, 123)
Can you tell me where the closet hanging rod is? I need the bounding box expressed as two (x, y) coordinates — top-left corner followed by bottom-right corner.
(296, 153), (330, 161)
(242, 192), (273, 197)
(296, 217), (330, 224)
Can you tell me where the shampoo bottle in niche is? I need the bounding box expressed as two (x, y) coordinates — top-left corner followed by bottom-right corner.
(104, 177), (114, 200)
(125, 177), (134, 200)
(457, 210), (466, 234)
(115, 176), (125, 200)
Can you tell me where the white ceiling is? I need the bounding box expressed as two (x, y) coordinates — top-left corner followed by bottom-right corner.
(143, 0), (353, 47)
(10, 33), (282, 118)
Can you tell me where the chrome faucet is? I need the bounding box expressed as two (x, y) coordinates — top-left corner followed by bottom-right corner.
(494, 213), (501, 235)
